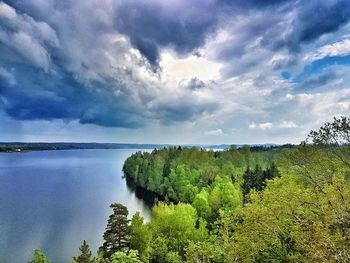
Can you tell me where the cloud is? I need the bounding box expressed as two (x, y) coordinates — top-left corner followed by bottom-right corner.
(286, 0), (350, 51)
(114, 0), (219, 65)
(160, 52), (222, 82)
(179, 78), (206, 91)
(249, 122), (273, 130)
(299, 70), (338, 90)
(0, 0), (350, 144)
(205, 128), (223, 136)
(279, 121), (298, 128)
(0, 67), (16, 86)
(202, 0), (350, 80)
(0, 1), (59, 71)
(247, 120), (297, 131)
(305, 38), (350, 62)
(0, 1), (220, 128)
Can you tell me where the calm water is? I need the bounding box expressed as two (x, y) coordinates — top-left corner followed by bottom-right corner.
(0, 149), (151, 263)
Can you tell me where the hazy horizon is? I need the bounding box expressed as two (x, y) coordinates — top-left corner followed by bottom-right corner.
(0, 141), (287, 146)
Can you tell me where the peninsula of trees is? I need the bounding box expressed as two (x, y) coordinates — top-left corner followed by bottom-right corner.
(29, 117), (350, 262)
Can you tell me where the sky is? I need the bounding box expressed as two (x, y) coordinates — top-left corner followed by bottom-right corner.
(0, 0), (350, 144)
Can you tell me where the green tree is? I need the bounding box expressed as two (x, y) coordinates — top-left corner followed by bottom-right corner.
(150, 203), (207, 259)
(191, 189), (212, 220)
(110, 250), (141, 263)
(129, 212), (152, 261)
(28, 249), (51, 263)
(73, 240), (95, 263)
(149, 236), (169, 263)
(101, 203), (130, 258)
(239, 145), (251, 167)
(308, 116), (350, 145)
(230, 138), (350, 262)
(308, 116), (350, 170)
(242, 163), (280, 202)
(164, 251), (182, 263)
(208, 178), (242, 217)
(185, 240), (220, 263)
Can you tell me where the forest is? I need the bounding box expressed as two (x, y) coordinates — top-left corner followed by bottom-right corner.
(30, 117), (350, 262)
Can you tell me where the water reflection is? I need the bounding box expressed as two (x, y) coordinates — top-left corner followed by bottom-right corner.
(0, 149), (151, 263)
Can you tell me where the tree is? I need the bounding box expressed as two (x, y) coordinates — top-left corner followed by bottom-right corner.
(242, 164), (280, 202)
(229, 119), (350, 262)
(73, 240), (95, 263)
(185, 240), (220, 263)
(101, 203), (130, 258)
(110, 250), (141, 263)
(239, 145), (251, 167)
(28, 249), (51, 263)
(150, 203), (207, 259)
(129, 212), (152, 261)
(308, 116), (350, 170)
(208, 178), (242, 218)
(192, 189), (212, 220)
(308, 116), (350, 145)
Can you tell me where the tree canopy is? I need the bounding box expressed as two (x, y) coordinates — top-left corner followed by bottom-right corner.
(30, 117), (350, 262)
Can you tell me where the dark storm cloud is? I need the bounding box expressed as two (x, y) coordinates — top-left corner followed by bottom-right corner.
(1, 0), (350, 131)
(0, 1), (219, 127)
(0, 62), (143, 128)
(294, 70), (340, 92)
(152, 99), (218, 125)
(294, 65), (350, 92)
(114, 0), (218, 65)
(5, 0), (350, 64)
(301, 71), (338, 90)
(286, 0), (350, 51)
(218, 0), (290, 9)
(215, 0), (350, 76)
(115, 0), (294, 65)
(130, 37), (159, 66)
(261, 0), (350, 52)
(183, 78), (206, 90)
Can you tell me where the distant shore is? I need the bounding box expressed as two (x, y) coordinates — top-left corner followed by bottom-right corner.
(0, 142), (170, 153)
(0, 142), (290, 153)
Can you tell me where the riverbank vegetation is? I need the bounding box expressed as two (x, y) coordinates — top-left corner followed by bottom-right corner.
(30, 117), (350, 262)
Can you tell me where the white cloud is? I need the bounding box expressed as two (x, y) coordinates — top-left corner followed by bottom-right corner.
(160, 51), (222, 82)
(249, 121), (297, 130)
(205, 128), (224, 136)
(279, 121), (298, 128)
(0, 1), (16, 20)
(305, 37), (350, 62)
(249, 122), (273, 130)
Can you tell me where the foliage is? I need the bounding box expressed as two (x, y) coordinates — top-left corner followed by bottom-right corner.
(308, 116), (350, 170)
(28, 249), (51, 263)
(308, 116), (350, 145)
(149, 203), (207, 261)
(123, 146), (278, 204)
(110, 250), (142, 263)
(73, 240), (96, 263)
(30, 117), (350, 263)
(129, 212), (152, 261)
(242, 162), (279, 202)
(101, 203), (130, 258)
(191, 189), (211, 220)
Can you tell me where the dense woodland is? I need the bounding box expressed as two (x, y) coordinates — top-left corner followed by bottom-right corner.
(29, 117), (350, 262)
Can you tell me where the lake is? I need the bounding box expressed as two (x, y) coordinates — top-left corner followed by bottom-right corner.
(0, 149), (151, 263)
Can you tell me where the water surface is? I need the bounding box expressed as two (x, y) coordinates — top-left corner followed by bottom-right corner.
(0, 149), (151, 263)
